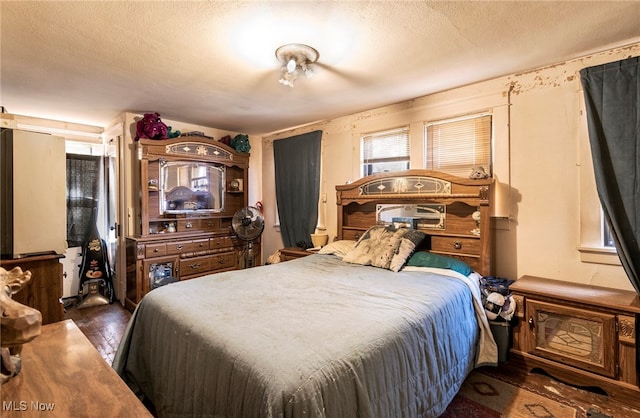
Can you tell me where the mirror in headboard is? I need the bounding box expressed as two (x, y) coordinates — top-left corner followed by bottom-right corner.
(376, 204), (446, 230)
(160, 160), (224, 214)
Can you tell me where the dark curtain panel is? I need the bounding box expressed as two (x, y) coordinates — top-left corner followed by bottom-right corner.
(66, 154), (101, 247)
(580, 57), (640, 294)
(274, 130), (322, 247)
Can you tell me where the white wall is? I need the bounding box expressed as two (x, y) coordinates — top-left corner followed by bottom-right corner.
(260, 42), (640, 291)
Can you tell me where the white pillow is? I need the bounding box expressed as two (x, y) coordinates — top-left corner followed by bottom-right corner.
(317, 240), (356, 257)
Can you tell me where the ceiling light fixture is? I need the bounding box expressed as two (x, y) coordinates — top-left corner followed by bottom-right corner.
(275, 43), (319, 87)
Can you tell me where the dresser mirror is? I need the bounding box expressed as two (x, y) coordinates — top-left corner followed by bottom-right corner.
(160, 160), (225, 214)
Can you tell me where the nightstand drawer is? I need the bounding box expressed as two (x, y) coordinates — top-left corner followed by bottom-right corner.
(280, 247), (316, 261)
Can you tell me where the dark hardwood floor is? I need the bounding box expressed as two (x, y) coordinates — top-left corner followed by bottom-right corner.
(65, 300), (132, 364)
(66, 301), (639, 418)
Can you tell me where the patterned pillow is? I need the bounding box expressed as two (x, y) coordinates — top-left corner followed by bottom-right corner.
(342, 225), (425, 272)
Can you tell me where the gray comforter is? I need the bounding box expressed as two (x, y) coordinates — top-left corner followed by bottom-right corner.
(114, 254), (495, 418)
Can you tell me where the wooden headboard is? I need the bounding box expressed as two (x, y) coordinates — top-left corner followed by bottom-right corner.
(335, 170), (493, 276)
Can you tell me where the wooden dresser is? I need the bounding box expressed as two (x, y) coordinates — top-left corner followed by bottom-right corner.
(0, 253), (64, 324)
(125, 137), (260, 310)
(510, 275), (640, 406)
(1, 320), (151, 417)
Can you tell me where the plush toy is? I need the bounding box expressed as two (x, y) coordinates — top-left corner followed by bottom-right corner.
(231, 134), (251, 153)
(167, 127), (181, 138)
(266, 250), (282, 265)
(480, 275), (516, 321)
(483, 292), (506, 320)
(135, 113), (169, 140)
(469, 165), (490, 179)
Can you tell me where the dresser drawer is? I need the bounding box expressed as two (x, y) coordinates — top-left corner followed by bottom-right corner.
(200, 218), (219, 231)
(177, 219), (199, 232)
(166, 239), (209, 255)
(430, 236), (480, 255)
(190, 239), (210, 252)
(166, 240), (192, 254)
(145, 243), (167, 258)
(210, 251), (236, 270)
(180, 256), (211, 277)
(210, 236), (233, 250)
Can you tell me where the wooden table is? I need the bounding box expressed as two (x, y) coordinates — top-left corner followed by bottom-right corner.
(1, 320), (152, 417)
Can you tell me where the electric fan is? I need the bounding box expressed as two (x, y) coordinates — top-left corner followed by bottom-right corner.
(232, 206), (265, 268)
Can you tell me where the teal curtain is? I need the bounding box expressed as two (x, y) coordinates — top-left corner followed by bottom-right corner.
(580, 57), (640, 295)
(274, 130), (322, 248)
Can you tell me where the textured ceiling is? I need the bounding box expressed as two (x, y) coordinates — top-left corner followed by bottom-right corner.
(2, 1), (640, 134)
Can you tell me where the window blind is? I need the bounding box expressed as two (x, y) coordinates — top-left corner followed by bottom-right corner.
(361, 127), (410, 176)
(425, 113), (492, 178)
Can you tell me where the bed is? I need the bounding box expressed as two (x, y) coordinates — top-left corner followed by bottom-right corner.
(114, 170), (497, 418)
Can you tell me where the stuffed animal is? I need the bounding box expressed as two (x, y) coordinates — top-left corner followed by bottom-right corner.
(469, 165), (490, 179)
(480, 275), (516, 321)
(266, 250), (282, 264)
(231, 134), (251, 153)
(135, 113), (169, 140)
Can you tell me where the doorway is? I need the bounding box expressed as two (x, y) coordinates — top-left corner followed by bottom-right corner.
(61, 139), (121, 302)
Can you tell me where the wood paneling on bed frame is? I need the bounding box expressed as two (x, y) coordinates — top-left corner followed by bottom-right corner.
(336, 170), (493, 276)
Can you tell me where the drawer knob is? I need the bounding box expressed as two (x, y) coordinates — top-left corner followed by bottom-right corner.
(528, 316), (535, 329)
(185, 222), (193, 229)
(189, 263), (201, 269)
(453, 241), (462, 250)
(217, 258), (227, 264)
(177, 245), (183, 250)
(154, 248), (159, 252)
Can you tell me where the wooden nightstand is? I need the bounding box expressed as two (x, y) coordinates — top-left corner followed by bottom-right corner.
(1, 320), (152, 417)
(279, 247), (317, 261)
(510, 275), (640, 407)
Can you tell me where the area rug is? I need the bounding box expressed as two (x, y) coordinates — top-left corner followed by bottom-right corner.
(440, 371), (577, 418)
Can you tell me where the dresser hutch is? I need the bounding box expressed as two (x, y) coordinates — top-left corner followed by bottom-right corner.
(125, 136), (259, 311)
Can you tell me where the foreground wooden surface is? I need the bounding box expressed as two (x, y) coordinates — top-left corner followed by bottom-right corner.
(0, 319), (151, 417)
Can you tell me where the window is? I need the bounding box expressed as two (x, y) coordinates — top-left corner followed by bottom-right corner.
(576, 89), (618, 263)
(603, 217), (616, 248)
(424, 113), (492, 178)
(66, 154), (101, 247)
(361, 127), (410, 176)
